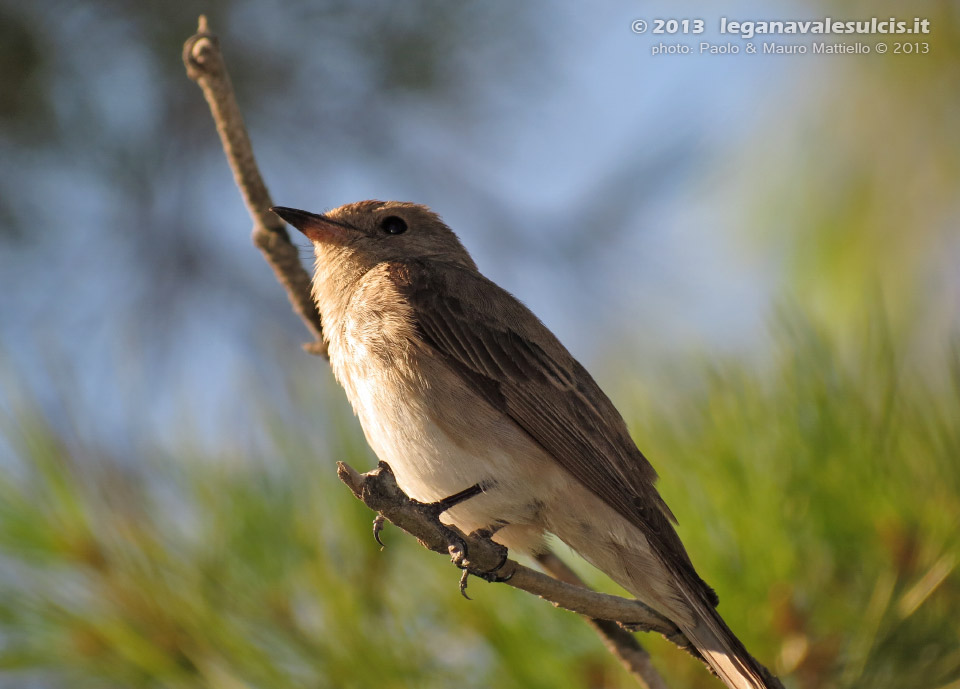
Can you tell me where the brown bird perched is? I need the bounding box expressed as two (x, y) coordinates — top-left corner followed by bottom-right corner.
(272, 201), (781, 689)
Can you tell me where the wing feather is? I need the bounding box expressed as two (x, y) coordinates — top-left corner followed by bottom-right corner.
(388, 260), (712, 597)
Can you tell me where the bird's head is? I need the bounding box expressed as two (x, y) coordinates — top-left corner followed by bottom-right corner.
(272, 200), (477, 273)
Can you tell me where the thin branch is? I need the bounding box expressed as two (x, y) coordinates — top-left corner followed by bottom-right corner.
(183, 15), (677, 687)
(339, 464), (786, 689)
(336, 462), (677, 633)
(182, 15), (327, 357)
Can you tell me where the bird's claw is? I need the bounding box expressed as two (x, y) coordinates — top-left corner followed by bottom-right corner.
(451, 528), (512, 598)
(372, 514), (386, 548)
(412, 484), (510, 599)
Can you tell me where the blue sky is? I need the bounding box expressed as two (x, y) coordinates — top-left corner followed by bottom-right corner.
(1, 0), (948, 455)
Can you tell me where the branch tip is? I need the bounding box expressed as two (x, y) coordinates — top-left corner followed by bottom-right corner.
(336, 462), (363, 497)
(182, 19), (328, 351)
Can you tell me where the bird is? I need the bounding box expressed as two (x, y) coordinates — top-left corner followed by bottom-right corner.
(271, 200), (781, 689)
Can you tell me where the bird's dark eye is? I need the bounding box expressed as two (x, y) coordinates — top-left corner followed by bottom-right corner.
(380, 216), (407, 235)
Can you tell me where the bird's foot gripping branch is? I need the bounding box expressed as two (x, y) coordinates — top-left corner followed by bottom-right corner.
(337, 461), (517, 595)
(336, 460), (679, 633)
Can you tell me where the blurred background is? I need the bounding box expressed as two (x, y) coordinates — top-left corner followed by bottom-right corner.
(0, 0), (958, 687)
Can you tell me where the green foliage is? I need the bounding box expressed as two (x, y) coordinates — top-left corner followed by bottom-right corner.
(0, 386), (630, 689)
(624, 313), (960, 689)
(2, 312), (958, 689)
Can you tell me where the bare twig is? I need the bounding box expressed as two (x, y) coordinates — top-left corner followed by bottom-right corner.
(183, 16), (681, 687)
(182, 15), (327, 356)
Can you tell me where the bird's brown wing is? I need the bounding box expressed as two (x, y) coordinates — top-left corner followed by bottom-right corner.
(387, 260), (713, 596)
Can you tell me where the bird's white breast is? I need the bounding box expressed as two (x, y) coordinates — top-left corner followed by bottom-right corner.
(330, 311), (560, 543)
(315, 261), (562, 548)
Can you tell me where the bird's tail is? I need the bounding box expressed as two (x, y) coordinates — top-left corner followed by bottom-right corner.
(672, 587), (783, 689)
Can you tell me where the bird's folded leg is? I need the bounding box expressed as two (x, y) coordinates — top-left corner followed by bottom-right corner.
(424, 482), (486, 515)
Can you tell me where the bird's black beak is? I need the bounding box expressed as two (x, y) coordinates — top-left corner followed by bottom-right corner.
(271, 206), (355, 244)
